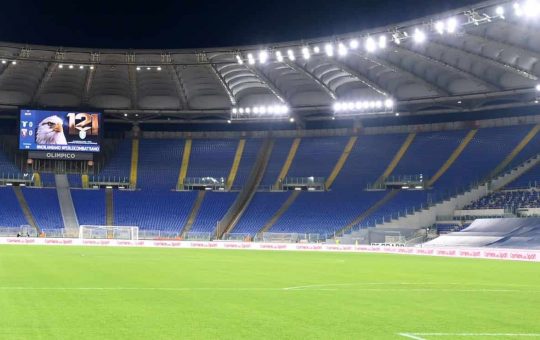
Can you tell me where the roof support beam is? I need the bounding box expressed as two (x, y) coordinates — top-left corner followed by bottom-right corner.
(168, 65), (190, 110)
(208, 63), (237, 106)
(245, 64), (287, 103)
(283, 60), (337, 100)
(127, 65), (138, 109)
(431, 38), (538, 82)
(81, 66), (95, 106)
(327, 57), (389, 96)
(30, 62), (57, 106)
(398, 43), (502, 91)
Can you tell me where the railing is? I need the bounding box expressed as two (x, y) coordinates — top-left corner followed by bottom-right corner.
(178, 177), (226, 191)
(277, 177), (326, 191)
(138, 230), (180, 240)
(0, 172), (35, 186)
(89, 175), (130, 188)
(183, 232), (213, 241)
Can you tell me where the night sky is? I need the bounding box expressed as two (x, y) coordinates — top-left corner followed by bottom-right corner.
(1, 0), (481, 49)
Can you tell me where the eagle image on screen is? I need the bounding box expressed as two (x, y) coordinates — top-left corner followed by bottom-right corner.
(35, 115), (68, 145)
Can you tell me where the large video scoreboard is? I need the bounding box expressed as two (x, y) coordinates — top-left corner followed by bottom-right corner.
(19, 109), (102, 153)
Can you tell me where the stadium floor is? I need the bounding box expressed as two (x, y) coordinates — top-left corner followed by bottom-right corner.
(0, 246), (539, 339)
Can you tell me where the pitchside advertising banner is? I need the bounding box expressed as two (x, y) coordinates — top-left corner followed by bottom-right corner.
(19, 109), (102, 152)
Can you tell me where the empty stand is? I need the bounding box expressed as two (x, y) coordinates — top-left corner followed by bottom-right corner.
(72, 189), (106, 226)
(0, 187), (28, 227)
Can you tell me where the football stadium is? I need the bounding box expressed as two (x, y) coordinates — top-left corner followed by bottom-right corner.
(1, 0), (540, 339)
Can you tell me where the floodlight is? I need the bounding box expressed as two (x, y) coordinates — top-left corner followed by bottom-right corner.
(338, 43), (348, 56)
(313, 46), (320, 53)
(378, 35), (387, 49)
(435, 21), (445, 34)
(287, 49), (295, 61)
(536, 84), (540, 91)
(276, 51), (284, 62)
(247, 53), (255, 65)
(302, 47), (311, 60)
(259, 50), (268, 64)
(325, 44), (334, 57)
(384, 98), (394, 108)
(136, 66), (141, 71)
(349, 39), (359, 49)
(414, 28), (426, 43)
(365, 37), (376, 53)
(59, 64), (64, 69)
(69, 64), (74, 69)
(496, 6), (505, 17)
(447, 17), (458, 33)
(236, 55), (244, 64)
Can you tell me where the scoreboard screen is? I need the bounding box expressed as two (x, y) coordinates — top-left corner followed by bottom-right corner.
(19, 109), (102, 152)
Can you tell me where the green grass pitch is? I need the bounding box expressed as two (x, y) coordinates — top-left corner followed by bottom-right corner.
(0, 245), (539, 339)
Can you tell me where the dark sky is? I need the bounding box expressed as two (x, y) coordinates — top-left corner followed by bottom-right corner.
(0, 0), (481, 49)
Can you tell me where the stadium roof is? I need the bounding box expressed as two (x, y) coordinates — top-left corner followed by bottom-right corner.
(0, 0), (539, 123)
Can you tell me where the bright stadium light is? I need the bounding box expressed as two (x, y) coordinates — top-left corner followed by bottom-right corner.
(287, 49), (295, 61)
(275, 51), (284, 62)
(1, 60), (5, 64)
(302, 47), (311, 60)
(232, 108), (238, 114)
(313, 46), (320, 53)
(59, 64), (64, 69)
(393, 33), (401, 45)
(385, 98), (394, 108)
(227, 120), (232, 124)
(79, 65), (84, 69)
(289, 117), (295, 123)
(146, 67), (151, 70)
(90, 65), (94, 70)
(11, 61), (16, 65)
(325, 44), (334, 57)
(447, 17), (458, 33)
(536, 84), (540, 91)
(136, 66), (141, 71)
(496, 5), (505, 18)
(435, 21), (445, 34)
(247, 53), (255, 65)
(259, 50), (269, 64)
(523, 0), (540, 17)
(157, 66), (162, 71)
(338, 43), (348, 56)
(378, 35), (387, 49)
(365, 37), (377, 53)
(236, 55), (244, 65)
(349, 39), (359, 49)
(414, 28), (426, 44)
(69, 64), (74, 69)
(333, 102), (342, 112)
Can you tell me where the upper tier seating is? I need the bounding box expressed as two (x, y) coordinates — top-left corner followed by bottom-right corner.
(286, 137), (349, 178)
(435, 125), (532, 191)
(138, 139), (184, 190)
(71, 189), (106, 226)
(99, 139), (132, 179)
(187, 139), (238, 182)
(22, 188), (64, 230)
(259, 138), (293, 186)
(0, 149), (20, 175)
(0, 187), (28, 227)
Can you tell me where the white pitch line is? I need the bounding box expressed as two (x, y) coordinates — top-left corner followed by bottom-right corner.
(398, 333), (427, 340)
(0, 287), (538, 293)
(399, 333), (540, 338)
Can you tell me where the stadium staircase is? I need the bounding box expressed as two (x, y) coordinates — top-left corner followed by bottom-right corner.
(216, 139), (274, 238)
(373, 133), (416, 187)
(55, 174), (80, 233)
(226, 139), (246, 190)
(426, 129), (478, 187)
(176, 138), (192, 189)
(181, 190), (206, 236)
(358, 153), (540, 234)
(274, 138), (301, 189)
(129, 138), (139, 188)
(105, 188), (114, 226)
(12, 186), (40, 234)
(325, 136), (357, 189)
(258, 190), (301, 233)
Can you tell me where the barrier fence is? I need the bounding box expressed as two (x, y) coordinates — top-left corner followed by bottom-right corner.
(0, 237), (538, 262)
